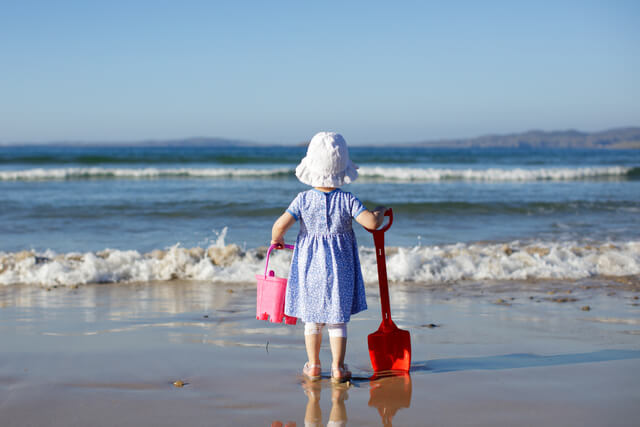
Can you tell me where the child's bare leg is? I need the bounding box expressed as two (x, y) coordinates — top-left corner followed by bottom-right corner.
(304, 322), (323, 377)
(305, 333), (322, 365)
(328, 323), (348, 371)
(329, 336), (347, 368)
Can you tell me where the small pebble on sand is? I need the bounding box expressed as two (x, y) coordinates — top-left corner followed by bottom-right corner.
(581, 306), (591, 311)
(422, 323), (439, 328)
(226, 289), (234, 293)
(633, 296), (639, 300)
(173, 380), (185, 388)
(551, 297), (577, 303)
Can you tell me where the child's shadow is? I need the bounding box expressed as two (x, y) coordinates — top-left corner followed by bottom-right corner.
(410, 349), (640, 374)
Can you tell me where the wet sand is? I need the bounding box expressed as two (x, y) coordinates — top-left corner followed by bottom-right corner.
(1, 279), (639, 426)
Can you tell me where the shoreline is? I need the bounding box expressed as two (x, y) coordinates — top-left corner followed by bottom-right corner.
(2, 272), (639, 295)
(1, 278), (639, 426)
(3, 237), (639, 287)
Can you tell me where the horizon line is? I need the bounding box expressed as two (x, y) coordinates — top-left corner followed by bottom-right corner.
(1, 125), (639, 147)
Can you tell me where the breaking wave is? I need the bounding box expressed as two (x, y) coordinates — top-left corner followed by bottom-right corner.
(357, 166), (634, 181)
(0, 166), (635, 182)
(2, 230), (638, 287)
(0, 167), (292, 180)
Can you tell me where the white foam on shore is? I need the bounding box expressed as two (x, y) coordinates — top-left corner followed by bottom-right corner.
(1, 235), (638, 287)
(0, 165), (632, 181)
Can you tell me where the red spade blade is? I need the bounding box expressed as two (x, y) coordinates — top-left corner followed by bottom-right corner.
(368, 321), (411, 373)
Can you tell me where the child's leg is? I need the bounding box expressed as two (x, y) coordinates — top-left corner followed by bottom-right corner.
(327, 323), (347, 370)
(304, 322), (324, 372)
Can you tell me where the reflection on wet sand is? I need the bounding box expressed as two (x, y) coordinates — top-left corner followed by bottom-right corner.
(271, 374), (412, 427)
(0, 280), (244, 315)
(369, 374), (412, 427)
(271, 420), (297, 427)
(271, 380), (349, 427)
(2, 277), (638, 426)
(410, 349), (640, 373)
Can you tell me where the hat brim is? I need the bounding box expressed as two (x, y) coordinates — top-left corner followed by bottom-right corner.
(295, 157), (359, 187)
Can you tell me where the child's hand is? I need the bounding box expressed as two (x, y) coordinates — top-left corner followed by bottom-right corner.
(373, 206), (387, 228)
(270, 238), (285, 249)
(355, 205), (389, 230)
(271, 212), (296, 248)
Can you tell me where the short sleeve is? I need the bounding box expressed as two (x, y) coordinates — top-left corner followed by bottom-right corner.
(350, 193), (367, 218)
(286, 193), (302, 221)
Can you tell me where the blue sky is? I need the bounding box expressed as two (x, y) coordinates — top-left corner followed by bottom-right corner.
(1, 0), (638, 144)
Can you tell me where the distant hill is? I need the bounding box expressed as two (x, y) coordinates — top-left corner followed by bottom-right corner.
(130, 137), (256, 147)
(413, 127), (640, 149)
(1, 136), (256, 147)
(3, 127), (640, 148)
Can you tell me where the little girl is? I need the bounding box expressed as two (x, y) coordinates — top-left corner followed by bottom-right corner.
(271, 131), (386, 382)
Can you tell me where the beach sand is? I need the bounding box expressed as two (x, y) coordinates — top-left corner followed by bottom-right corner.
(1, 279), (639, 426)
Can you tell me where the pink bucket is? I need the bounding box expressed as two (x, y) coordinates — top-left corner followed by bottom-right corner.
(255, 244), (297, 325)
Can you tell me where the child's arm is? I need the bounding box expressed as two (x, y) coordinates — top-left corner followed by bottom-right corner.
(355, 206), (387, 230)
(271, 212), (296, 248)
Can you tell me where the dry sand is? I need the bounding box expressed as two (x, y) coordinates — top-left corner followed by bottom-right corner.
(1, 279), (639, 426)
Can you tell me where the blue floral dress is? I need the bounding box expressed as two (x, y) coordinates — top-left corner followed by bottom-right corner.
(284, 188), (368, 323)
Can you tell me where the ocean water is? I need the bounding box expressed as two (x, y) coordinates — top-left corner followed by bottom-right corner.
(1, 145), (639, 286)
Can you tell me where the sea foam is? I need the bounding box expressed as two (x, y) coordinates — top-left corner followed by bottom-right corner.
(1, 237), (638, 287)
(0, 167), (291, 181)
(357, 166), (632, 181)
(0, 166), (632, 181)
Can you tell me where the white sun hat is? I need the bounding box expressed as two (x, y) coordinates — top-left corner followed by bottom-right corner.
(295, 132), (359, 187)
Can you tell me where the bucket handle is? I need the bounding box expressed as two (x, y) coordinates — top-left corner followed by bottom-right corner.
(263, 243), (294, 278)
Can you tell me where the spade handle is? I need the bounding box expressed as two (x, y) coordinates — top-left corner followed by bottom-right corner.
(366, 209), (393, 323)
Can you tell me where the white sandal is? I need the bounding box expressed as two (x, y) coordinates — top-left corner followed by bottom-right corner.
(331, 364), (351, 383)
(303, 362), (321, 381)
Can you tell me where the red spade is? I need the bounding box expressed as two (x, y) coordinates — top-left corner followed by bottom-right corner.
(366, 208), (411, 373)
